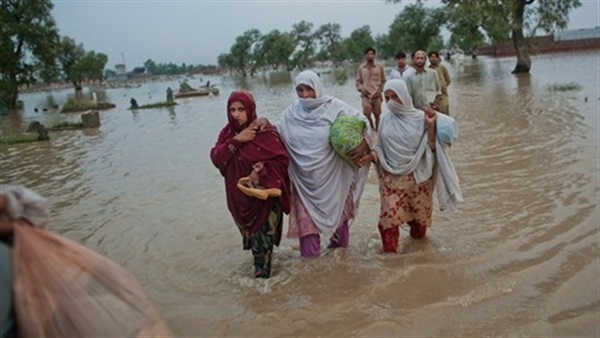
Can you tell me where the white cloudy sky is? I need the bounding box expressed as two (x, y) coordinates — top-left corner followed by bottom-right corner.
(51, 0), (600, 69)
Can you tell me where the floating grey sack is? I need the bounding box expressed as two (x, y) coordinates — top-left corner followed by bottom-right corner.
(436, 113), (458, 145)
(330, 115), (367, 166)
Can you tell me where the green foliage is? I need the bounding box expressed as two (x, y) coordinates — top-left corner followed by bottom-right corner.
(127, 101), (177, 110)
(141, 59), (193, 76)
(0, 0), (60, 108)
(332, 69), (349, 85)
(131, 67), (145, 74)
(57, 36), (108, 91)
(387, 2), (448, 54)
(315, 23), (345, 65)
(343, 26), (376, 62)
(229, 29), (262, 76)
(547, 82), (581, 91)
(179, 79), (194, 92)
(51, 121), (83, 129)
(0, 134), (39, 144)
(254, 30), (295, 70)
(60, 97), (114, 113)
(291, 21), (316, 69)
(375, 34), (396, 59)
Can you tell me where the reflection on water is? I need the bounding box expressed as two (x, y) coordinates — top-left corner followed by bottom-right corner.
(1, 51), (598, 336)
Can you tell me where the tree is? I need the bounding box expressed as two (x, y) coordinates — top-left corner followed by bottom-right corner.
(315, 23), (345, 65)
(291, 21), (316, 69)
(255, 30), (295, 70)
(217, 53), (234, 70)
(57, 37), (107, 94)
(0, 0), (60, 108)
(375, 33), (396, 60)
(343, 25), (376, 62)
(443, 0), (582, 73)
(387, 2), (447, 55)
(229, 29), (261, 76)
(131, 67), (145, 75)
(144, 59), (157, 74)
(446, 1), (487, 53)
(390, 0), (580, 73)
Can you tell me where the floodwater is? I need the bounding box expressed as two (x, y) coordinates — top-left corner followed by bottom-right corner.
(1, 51), (598, 337)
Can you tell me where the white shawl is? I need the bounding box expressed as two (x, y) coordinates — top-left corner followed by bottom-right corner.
(376, 79), (463, 212)
(276, 71), (371, 235)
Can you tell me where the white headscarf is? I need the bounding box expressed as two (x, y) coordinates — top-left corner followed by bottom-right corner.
(375, 79), (434, 183)
(276, 71), (370, 234)
(376, 79), (463, 212)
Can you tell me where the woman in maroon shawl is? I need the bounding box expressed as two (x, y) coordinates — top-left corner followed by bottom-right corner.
(210, 91), (290, 278)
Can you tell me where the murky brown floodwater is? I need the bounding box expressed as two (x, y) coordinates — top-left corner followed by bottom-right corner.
(1, 50), (598, 337)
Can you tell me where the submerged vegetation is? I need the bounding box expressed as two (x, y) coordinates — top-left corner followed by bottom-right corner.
(61, 97), (115, 113)
(0, 134), (40, 145)
(51, 121), (83, 129)
(548, 82), (582, 92)
(128, 101), (178, 110)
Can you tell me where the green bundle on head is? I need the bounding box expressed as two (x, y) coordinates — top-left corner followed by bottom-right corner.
(330, 116), (367, 166)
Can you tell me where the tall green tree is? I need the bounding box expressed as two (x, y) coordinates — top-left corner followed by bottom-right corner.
(390, 0), (582, 73)
(255, 30), (295, 70)
(444, 0), (581, 73)
(375, 33), (396, 59)
(387, 2), (447, 55)
(315, 23), (345, 65)
(57, 37), (107, 94)
(144, 59), (157, 74)
(343, 25), (376, 62)
(229, 29), (261, 76)
(446, 1), (487, 53)
(0, 0), (59, 108)
(217, 53), (234, 70)
(291, 21), (315, 69)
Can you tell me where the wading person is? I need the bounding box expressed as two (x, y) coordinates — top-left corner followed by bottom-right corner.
(428, 51), (451, 115)
(210, 91), (290, 278)
(405, 50), (442, 112)
(388, 51), (415, 81)
(356, 47), (386, 131)
(281, 71), (372, 257)
(256, 71), (372, 258)
(358, 80), (462, 253)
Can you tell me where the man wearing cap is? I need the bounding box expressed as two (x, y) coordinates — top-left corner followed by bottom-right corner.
(405, 50), (442, 113)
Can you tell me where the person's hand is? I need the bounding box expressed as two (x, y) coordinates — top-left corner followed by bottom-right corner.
(357, 152), (374, 168)
(234, 125), (258, 143)
(361, 88), (371, 98)
(424, 107), (437, 127)
(250, 118), (269, 131)
(347, 140), (370, 165)
(248, 162), (264, 186)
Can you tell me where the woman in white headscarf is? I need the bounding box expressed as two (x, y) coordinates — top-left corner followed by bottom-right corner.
(358, 79), (462, 253)
(274, 70), (372, 258)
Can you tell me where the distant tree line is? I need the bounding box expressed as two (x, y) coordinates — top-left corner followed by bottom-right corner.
(388, 0), (582, 73)
(1, 0), (109, 107)
(126, 60), (218, 76)
(0, 0), (580, 109)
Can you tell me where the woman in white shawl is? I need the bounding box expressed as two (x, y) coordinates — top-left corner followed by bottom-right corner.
(358, 79), (462, 253)
(275, 71), (372, 258)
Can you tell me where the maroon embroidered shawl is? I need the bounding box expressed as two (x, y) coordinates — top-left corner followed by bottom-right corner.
(210, 91), (290, 233)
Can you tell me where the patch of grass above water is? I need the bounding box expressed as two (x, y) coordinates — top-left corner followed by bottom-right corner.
(129, 101), (178, 110)
(0, 134), (40, 144)
(548, 82), (582, 91)
(61, 97), (115, 113)
(51, 121), (83, 129)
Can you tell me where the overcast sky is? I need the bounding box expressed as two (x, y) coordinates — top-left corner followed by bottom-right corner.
(52, 0), (600, 69)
